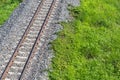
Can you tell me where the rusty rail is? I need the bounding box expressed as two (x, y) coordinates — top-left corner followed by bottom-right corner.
(19, 0), (56, 79)
(0, 0), (45, 79)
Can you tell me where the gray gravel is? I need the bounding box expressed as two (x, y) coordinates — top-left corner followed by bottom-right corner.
(0, 0), (80, 80)
(22, 0), (80, 80)
(58, 0), (80, 21)
(0, 0), (40, 77)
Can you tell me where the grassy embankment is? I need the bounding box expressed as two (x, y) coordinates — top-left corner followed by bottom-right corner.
(0, 0), (22, 26)
(49, 0), (120, 80)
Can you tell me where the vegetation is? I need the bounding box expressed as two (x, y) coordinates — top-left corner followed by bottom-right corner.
(0, 0), (22, 26)
(49, 0), (120, 80)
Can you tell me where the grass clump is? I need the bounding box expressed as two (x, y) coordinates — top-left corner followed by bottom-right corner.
(0, 0), (22, 26)
(49, 0), (120, 80)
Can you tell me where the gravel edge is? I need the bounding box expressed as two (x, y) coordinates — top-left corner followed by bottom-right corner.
(0, 0), (80, 79)
(0, 0), (41, 76)
(21, 0), (80, 80)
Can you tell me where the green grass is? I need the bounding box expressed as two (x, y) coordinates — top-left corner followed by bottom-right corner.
(49, 0), (120, 80)
(0, 0), (22, 26)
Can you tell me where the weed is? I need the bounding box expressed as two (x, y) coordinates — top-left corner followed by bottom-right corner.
(0, 0), (21, 26)
(49, 0), (120, 80)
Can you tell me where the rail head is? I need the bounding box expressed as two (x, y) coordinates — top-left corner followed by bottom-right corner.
(19, 0), (57, 79)
(0, 0), (45, 79)
(0, 0), (58, 80)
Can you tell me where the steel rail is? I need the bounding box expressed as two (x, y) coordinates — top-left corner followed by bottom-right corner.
(19, 0), (56, 79)
(0, 0), (45, 79)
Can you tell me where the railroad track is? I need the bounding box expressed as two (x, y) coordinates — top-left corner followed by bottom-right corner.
(0, 0), (58, 79)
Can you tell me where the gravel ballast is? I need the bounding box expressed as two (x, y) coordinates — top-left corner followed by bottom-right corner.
(0, 0), (41, 77)
(0, 0), (80, 79)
